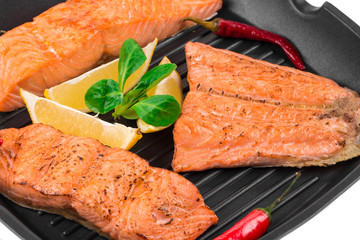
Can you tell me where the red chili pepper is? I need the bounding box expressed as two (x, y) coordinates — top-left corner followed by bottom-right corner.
(0, 139), (3, 147)
(184, 17), (305, 70)
(214, 172), (301, 240)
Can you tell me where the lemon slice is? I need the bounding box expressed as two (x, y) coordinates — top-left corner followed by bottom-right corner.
(44, 38), (158, 112)
(137, 57), (183, 133)
(21, 89), (142, 150)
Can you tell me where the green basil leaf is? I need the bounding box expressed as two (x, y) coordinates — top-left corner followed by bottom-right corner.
(85, 79), (123, 114)
(131, 95), (181, 127)
(112, 64), (176, 118)
(112, 90), (140, 118)
(118, 39), (146, 91)
(134, 63), (176, 94)
(120, 108), (139, 120)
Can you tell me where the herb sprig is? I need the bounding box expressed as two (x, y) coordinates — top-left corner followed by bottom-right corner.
(85, 39), (181, 127)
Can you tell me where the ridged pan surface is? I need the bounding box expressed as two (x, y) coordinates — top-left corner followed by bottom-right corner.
(1, 0), (360, 239)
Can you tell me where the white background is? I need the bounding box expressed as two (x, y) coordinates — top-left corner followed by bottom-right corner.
(1, 0), (360, 240)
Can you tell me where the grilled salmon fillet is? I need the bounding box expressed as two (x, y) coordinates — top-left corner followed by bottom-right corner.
(0, 0), (222, 112)
(0, 123), (217, 239)
(172, 42), (360, 172)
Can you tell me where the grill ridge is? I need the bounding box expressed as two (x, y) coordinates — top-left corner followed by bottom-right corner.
(62, 223), (82, 236)
(274, 58), (286, 65)
(82, 231), (99, 240)
(50, 216), (65, 226)
(193, 169), (223, 187)
(211, 169), (277, 212)
(132, 130), (171, 155)
(37, 210), (45, 216)
(258, 50), (276, 60)
(203, 168), (253, 201)
(147, 144), (174, 164)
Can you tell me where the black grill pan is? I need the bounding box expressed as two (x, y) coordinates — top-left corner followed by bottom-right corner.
(1, 0), (360, 239)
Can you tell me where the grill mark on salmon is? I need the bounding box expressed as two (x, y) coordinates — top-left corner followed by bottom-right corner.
(172, 42), (360, 172)
(0, 0), (222, 112)
(0, 123), (217, 239)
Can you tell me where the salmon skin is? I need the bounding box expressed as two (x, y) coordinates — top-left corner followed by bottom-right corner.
(0, 0), (222, 112)
(172, 42), (360, 172)
(0, 123), (217, 239)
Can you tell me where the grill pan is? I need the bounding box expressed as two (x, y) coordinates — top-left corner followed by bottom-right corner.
(1, 0), (360, 239)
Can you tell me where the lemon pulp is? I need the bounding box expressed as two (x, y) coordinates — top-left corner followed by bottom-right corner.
(22, 89), (142, 150)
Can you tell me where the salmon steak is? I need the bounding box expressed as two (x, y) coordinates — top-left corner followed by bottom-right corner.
(0, 0), (222, 112)
(172, 42), (360, 172)
(0, 123), (217, 239)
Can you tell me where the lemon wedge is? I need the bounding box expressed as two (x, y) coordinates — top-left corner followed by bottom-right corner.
(21, 89), (142, 150)
(44, 38), (158, 112)
(137, 57), (183, 133)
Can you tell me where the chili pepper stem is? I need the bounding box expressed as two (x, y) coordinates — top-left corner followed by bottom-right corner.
(262, 172), (301, 219)
(184, 17), (220, 33)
